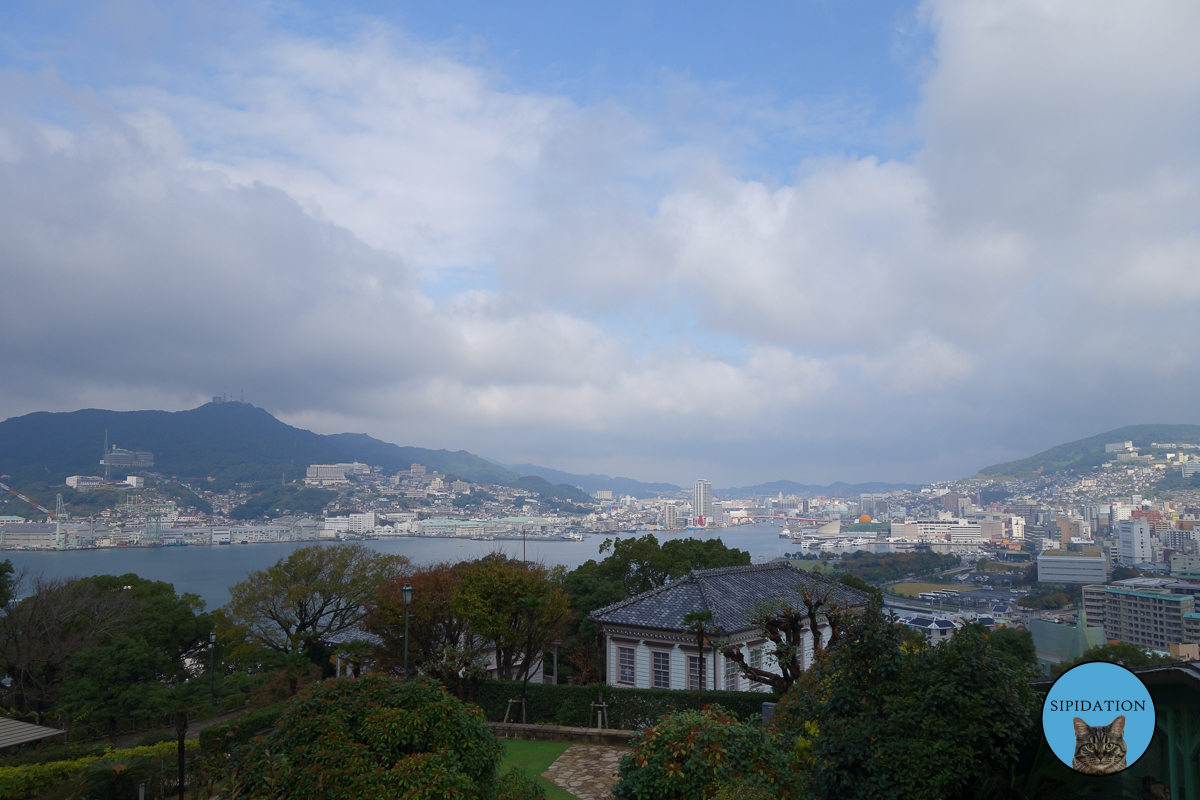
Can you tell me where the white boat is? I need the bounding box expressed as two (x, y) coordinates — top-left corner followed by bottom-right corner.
(560, 531), (584, 541)
(779, 528), (792, 538)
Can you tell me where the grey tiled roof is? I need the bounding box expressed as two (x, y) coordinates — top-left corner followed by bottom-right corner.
(323, 627), (384, 646)
(588, 562), (870, 635)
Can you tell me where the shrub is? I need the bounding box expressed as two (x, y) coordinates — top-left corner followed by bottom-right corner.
(612, 705), (797, 800)
(473, 680), (776, 729)
(135, 729), (175, 748)
(198, 701), (286, 753)
(0, 741), (198, 800)
(220, 675), (540, 799)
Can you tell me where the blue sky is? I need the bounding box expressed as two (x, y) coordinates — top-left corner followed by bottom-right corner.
(2, 1), (1199, 486)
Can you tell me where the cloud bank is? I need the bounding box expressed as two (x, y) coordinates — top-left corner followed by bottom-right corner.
(2, 0), (1199, 485)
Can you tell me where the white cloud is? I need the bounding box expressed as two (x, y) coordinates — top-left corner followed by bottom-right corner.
(4, 2), (1200, 485)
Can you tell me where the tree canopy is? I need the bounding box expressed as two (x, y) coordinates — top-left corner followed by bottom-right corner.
(0, 572), (211, 733)
(451, 555), (570, 683)
(775, 603), (1037, 800)
(220, 544), (408, 653)
(589, 534), (750, 597)
(220, 675), (543, 799)
(1051, 641), (1174, 676)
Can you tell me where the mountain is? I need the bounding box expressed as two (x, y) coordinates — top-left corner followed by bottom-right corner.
(500, 463), (682, 498)
(0, 402), (520, 489)
(716, 480), (923, 498)
(974, 424), (1200, 480)
(505, 475), (595, 504)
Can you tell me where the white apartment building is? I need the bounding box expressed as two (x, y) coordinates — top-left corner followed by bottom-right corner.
(662, 503), (679, 530)
(1117, 520), (1154, 565)
(890, 519), (983, 541)
(1037, 550), (1108, 584)
(693, 479), (714, 526)
(65, 475), (106, 491)
(348, 512), (378, 535)
(306, 465), (350, 486)
(322, 516), (351, 539)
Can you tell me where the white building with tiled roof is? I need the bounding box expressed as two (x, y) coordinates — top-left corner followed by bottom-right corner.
(588, 562), (870, 693)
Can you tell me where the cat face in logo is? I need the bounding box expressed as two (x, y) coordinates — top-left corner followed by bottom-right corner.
(1072, 715), (1127, 775)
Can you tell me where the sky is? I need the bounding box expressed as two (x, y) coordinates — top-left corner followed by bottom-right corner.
(2, 1), (1199, 488)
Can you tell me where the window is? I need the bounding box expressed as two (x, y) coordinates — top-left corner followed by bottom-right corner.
(744, 642), (763, 690)
(688, 655), (707, 690)
(724, 657), (738, 691)
(618, 647), (636, 685)
(652, 651), (671, 689)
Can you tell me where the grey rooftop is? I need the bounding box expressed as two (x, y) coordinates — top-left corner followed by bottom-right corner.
(0, 717), (65, 749)
(588, 562), (870, 635)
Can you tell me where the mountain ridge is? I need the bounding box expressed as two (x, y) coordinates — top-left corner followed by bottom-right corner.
(974, 423), (1200, 480)
(0, 402), (520, 489)
(497, 462), (682, 498)
(716, 479), (923, 498)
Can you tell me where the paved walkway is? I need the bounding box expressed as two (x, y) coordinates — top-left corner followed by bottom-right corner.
(109, 708), (246, 750)
(542, 744), (629, 800)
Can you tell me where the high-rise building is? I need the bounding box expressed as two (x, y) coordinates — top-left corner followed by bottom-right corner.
(663, 503), (679, 530)
(693, 480), (713, 526)
(1117, 520), (1153, 565)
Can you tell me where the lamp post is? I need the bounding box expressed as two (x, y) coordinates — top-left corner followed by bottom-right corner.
(402, 582), (414, 680)
(208, 630), (217, 707)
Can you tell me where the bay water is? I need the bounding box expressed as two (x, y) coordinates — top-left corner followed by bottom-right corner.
(1, 521), (813, 610)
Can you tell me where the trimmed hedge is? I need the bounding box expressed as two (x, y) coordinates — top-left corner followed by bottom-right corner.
(197, 701), (287, 753)
(0, 740), (198, 799)
(474, 681), (778, 730)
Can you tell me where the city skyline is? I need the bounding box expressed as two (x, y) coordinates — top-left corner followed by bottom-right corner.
(3, 2), (1200, 487)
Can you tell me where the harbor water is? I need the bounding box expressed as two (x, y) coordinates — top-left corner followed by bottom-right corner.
(0, 521), (827, 610)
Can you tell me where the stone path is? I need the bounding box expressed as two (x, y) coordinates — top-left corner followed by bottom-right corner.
(542, 744), (630, 800)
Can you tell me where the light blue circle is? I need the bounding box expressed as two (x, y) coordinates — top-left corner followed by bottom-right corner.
(1043, 662), (1155, 771)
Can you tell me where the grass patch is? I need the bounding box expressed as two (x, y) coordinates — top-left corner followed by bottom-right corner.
(889, 581), (976, 598)
(500, 739), (577, 800)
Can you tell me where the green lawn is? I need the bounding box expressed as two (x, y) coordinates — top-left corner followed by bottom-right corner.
(500, 739), (577, 800)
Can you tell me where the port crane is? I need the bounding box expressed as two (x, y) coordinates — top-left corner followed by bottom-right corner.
(0, 481), (64, 547)
(0, 481), (57, 519)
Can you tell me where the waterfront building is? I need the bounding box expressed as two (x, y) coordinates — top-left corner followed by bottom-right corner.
(693, 479), (713, 526)
(589, 563), (869, 692)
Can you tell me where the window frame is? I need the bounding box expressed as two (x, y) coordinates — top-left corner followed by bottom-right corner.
(723, 655), (738, 692)
(651, 650), (671, 689)
(617, 646), (636, 685)
(687, 654), (707, 690)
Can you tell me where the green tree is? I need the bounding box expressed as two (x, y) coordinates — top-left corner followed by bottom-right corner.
(219, 544), (408, 653)
(220, 674), (543, 799)
(683, 610), (715, 701)
(1051, 642), (1174, 676)
(0, 574), (137, 716)
(339, 639), (374, 679)
(593, 534), (749, 597)
(453, 556), (570, 684)
(612, 706), (795, 800)
(58, 575), (213, 735)
(837, 572), (880, 599)
(165, 682), (206, 800)
(557, 566), (626, 684)
(1110, 566), (1139, 582)
(367, 561), (477, 680)
(721, 583), (853, 693)
(0, 559), (14, 607)
(777, 603), (1036, 800)
(988, 627), (1037, 672)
